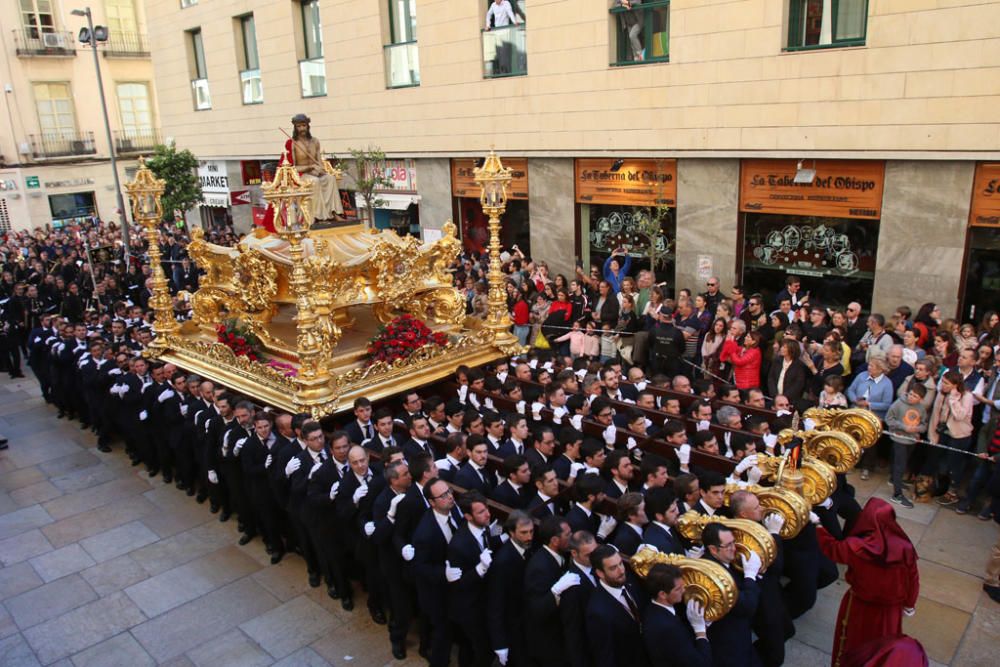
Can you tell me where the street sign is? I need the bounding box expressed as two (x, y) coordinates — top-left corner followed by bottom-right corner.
(25, 176), (40, 189)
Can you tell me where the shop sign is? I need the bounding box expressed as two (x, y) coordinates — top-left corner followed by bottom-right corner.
(969, 163), (1000, 227)
(252, 206), (268, 226)
(201, 194), (230, 208)
(367, 159), (418, 193)
(230, 190), (251, 206)
(241, 160), (262, 186)
(198, 160), (230, 195)
(739, 159), (884, 220)
(574, 159), (677, 207)
(44, 177), (95, 189)
(451, 158), (528, 200)
(25, 176), (40, 189)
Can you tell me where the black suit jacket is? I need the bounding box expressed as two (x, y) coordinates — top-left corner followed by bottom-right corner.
(411, 508), (463, 618)
(402, 438), (436, 462)
(487, 540), (530, 654)
(490, 480), (530, 509)
(566, 504), (600, 536)
(704, 556), (761, 667)
(446, 523), (496, 622)
(392, 483), (430, 555)
(560, 562), (597, 667)
(525, 448), (551, 469)
(526, 493), (562, 518)
(454, 462), (494, 495)
(643, 603), (711, 667)
(611, 523), (644, 557)
(523, 548), (568, 663)
(585, 581), (649, 667)
(344, 419), (373, 446)
(335, 469), (385, 551)
(766, 358), (810, 403)
(642, 522), (684, 556)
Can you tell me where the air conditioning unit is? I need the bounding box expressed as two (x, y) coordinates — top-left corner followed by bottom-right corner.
(42, 33), (67, 49)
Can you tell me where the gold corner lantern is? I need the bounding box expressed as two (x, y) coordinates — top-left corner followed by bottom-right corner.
(676, 512), (778, 572)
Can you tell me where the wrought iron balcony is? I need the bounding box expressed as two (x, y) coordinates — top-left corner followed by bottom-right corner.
(104, 31), (150, 58)
(12, 29), (76, 57)
(28, 132), (97, 159)
(113, 128), (161, 156)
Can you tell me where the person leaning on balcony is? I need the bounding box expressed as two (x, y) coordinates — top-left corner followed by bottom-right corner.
(485, 0), (520, 30)
(616, 0), (645, 62)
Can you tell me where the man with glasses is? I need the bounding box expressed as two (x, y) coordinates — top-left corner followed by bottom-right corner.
(730, 284), (747, 318)
(775, 275), (809, 310)
(739, 295), (768, 332)
(702, 523), (763, 667)
(845, 301), (866, 348)
(703, 276), (722, 313)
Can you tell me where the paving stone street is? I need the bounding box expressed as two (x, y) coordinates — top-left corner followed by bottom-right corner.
(0, 371), (998, 666)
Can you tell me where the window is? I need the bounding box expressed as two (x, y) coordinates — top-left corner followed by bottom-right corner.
(384, 0), (419, 88)
(105, 0), (138, 35)
(482, 0), (526, 78)
(237, 14), (263, 104)
(34, 82), (76, 136)
(20, 0), (54, 38)
(610, 0), (669, 66)
(787, 0), (867, 50)
(180, 0), (197, 7)
(299, 0), (327, 97)
(188, 28), (211, 110)
(117, 82), (152, 134)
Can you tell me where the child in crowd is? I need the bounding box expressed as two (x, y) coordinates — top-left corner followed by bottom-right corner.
(555, 319), (589, 359)
(818, 374), (848, 408)
(884, 383), (928, 508)
(599, 322), (617, 363)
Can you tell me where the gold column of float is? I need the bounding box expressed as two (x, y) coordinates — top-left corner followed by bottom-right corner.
(262, 162), (336, 412)
(125, 158), (178, 346)
(473, 150), (518, 347)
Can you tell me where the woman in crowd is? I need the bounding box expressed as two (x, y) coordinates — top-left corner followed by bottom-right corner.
(602, 248), (631, 293)
(701, 317), (728, 379)
(912, 303), (940, 350)
(933, 332), (959, 372)
(721, 325), (762, 390)
(926, 370), (975, 504)
(806, 340), (847, 399)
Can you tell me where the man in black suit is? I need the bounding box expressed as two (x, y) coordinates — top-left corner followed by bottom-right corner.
(642, 486), (685, 555)
(305, 430), (352, 605)
(585, 544), (649, 667)
(335, 445), (386, 623)
(498, 414), (530, 458)
(372, 459), (413, 659)
(560, 531), (598, 667)
(434, 432), (467, 483)
(641, 563), (712, 667)
(392, 453), (436, 563)
(611, 492), (647, 556)
(702, 523), (762, 667)
(454, 435), (494, 495)
(524, 516), (579, 667)
(268, 413), (303, 557)
(395, 390), (424, 425)
(447, 491), (499, 667)
(402, 415), (436, 462)
(411, 477), (464, 667)
(221, 399), (256, 546)
(526, 464), (562, 518)
(344, 397), (374, 445)
(693, 471), (732, 518)
(566, 473), (617, 542)
(487, 510), (535, 667)
(525, 425), (557, 468)
(483, 412), (506, 456)
(490, 454), (532, 509)
(362, 406), (397, 453)
(553, 427), (584, 481)
(601, 366), (637, 403)
(204, 391), (238, 522)
(286, 419), (327, 589)
(240, 411), (286, 564)
(604, 449), (635, 499)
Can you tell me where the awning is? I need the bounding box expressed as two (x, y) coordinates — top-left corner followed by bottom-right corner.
(199, 194), (230, 208)
(355, 192), (420, 211)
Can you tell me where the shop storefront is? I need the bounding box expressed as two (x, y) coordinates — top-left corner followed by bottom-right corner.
(359, 158), (421, 237)
(575, 158), (677, 292)
(960, 163), (1000, 322)
(737, 159), (885, 310)
(44, 176), (99, 228)
(197, 160), (233, 229)
(451, 158), (529, 255)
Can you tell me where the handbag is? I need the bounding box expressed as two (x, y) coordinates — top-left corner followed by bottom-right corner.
(533, 330), (550, 349)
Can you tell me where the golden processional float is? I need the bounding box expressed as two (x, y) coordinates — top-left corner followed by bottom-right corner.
(629, 408), (882, 618)
(126, 150), (524, 417)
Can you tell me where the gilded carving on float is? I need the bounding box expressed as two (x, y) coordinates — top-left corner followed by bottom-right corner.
(753, 452), (837, 506)
(629, 547), (738, 622)
(803, 407), (883, 449)
(130, 149), (523, 417)
(722, 483), (810, 540)
(677, 512), (778, 572)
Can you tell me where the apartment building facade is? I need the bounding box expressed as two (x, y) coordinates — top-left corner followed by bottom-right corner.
(146, 0), (1000, 318)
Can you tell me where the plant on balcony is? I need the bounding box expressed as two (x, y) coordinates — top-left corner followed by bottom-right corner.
(146, 142), (203, 224)
(215, 318), (261, 362)
(366, 314), (448, 367)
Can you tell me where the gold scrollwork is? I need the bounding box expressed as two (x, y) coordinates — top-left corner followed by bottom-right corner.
(628, 547), (738, 622)
(169, 338), (297, 393)
(234, 248), (278, 312)
(754, 454), (837, 506)
(676, 512), (778, 572)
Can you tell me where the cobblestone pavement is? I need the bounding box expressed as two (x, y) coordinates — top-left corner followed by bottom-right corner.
(0, 371), (997, 666)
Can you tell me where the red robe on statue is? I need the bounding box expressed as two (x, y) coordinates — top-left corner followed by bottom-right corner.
(817, 498), (920, 667)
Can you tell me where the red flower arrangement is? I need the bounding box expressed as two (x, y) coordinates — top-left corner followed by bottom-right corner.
(215, 318), (261, 363)
(367, 314), (448, 366)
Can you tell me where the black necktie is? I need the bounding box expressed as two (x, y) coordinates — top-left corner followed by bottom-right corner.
(623, 588), (639, 621)
(364, 423), (373, 440)
(340, 464), (348, 477)
(480, 531), (489, 552)
(448, 516), (458, 533)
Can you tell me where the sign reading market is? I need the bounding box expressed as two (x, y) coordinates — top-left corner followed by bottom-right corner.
(575, 158), (677, 207)
(739, 159), (885, 220)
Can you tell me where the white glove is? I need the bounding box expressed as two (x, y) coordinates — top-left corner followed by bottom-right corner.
(118, 384), (129, 395)
(903, 607), (915, 617)
(388, 493), (405, 521)
(550, 571), (581, 596)
(265, 454), (272, 469)
(364, 521), (375, 537)
(597, 514), (618, 540)
(435, 458), (452, 471)
(138, 410), (148, 421)
(476, 548), (493, 577)
(284, 457), (302, 477)
(734, 455), (758, 475)
(818, 498), (833, 510)
(741, 551), (762, 579)
(685, 545), (705, 559)
(308, 461), (322, 479)
(352, 484), (369, 504)
(495, 649), (509, 666)
(329, 481), (341, 500)
(207, 470), (218, 484)
(763, 433), (778, 454)
(489, 519), (503, 537)
(603, 424), (617, 446)
(626, 437), (638, 451)
(638, 543), (660, 554)
(233, 437), (247, 454)
(686, 599), (707, 634)
(678, 444), (691, 466)
(763, 512), (785, 535)
(516, 400), (525, 415)
(569, 462), (586, 479)
(458, 384), (469, 403)
(809, 511), (820, 525)
(804, 418), (817, 431)
(157, 389), (175, 403)
(445, 561), (463, 583)
(179, 404), (189, 416)
(401, 544), (415, 561)
(635, 380), (648, 391)
(696, 420), (711, 432)
(532, 402), (544, 421)
(747, 465), (763, 485)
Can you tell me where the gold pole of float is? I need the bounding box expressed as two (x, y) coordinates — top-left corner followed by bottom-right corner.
(474, 149), (519, 347)
(125, 157), (178, 346)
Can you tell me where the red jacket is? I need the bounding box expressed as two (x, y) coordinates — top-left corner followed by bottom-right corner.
(720, 339), (761, 389)
(512, 300), (530, 326)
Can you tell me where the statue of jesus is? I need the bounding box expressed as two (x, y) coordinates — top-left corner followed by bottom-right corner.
(287, 113), (343, 221)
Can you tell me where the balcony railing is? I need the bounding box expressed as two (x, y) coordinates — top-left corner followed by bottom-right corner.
(113, 128), (161, 156)
(12, 29), (76, 57)
(29, 132), (97, 159)
(299, 58), (327, 97)
(192, 78), (212, 110)
(482, 24), (526, 78)
(240, 69), (263, 104)
(384, 41), (420, 88)
(104, 31), (150, 58)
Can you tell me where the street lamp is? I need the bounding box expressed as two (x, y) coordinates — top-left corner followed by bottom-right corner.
(473, 149), (518, 346)
(71, 7), (131, 267)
